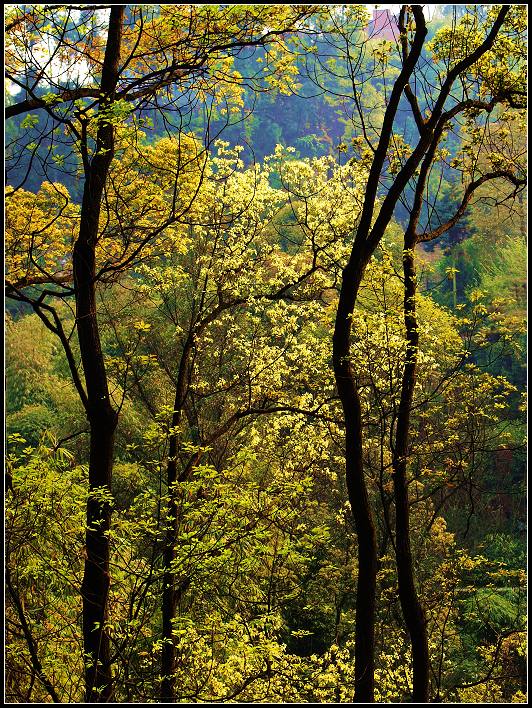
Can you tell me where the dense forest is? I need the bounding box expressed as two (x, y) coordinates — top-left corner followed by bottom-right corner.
(4, 5), (527, 704)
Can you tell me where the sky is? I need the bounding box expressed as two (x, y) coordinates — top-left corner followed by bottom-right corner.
(366, 4), (440, 20)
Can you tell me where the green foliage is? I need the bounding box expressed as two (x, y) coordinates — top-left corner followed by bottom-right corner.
(6, 441), (87, 702)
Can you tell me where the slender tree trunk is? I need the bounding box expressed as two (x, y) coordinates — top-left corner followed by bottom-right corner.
(451, 255), (457, 310)
(81, 412), (117, 702)
(160, 337), (194, 701)
(328, 13), (429, 699)
(75, 7), (124, 701)
(333, 258), (378, 703)
(6, 569), (60, 703)
(392, 234), (429, 702)
(518, 190), (526, 239)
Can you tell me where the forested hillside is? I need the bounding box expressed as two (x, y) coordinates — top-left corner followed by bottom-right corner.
(5, 5), (527, 703)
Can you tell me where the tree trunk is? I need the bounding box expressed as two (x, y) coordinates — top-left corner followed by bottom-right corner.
(392, 235), (429, 702)
(160, 337), (194, 701)
(81, 412), (117, 702)
(75, 6), (124, 701)
(329, 13), (429, 699)
(333, 258), (378, 703)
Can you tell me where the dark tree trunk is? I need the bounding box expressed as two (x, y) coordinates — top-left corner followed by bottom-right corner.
(333, 258), (378, 703)
(81, 413), (117, 702)
(331, 12), (428, 699)
(160, 337), (194, 701)
(392, 233), (429, 702)
(74, 6), (124, 701)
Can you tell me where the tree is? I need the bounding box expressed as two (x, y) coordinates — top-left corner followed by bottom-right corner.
(5, 5), (318, 700)
(300, 4), (526, 701)
(114, 143), (366, 698)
